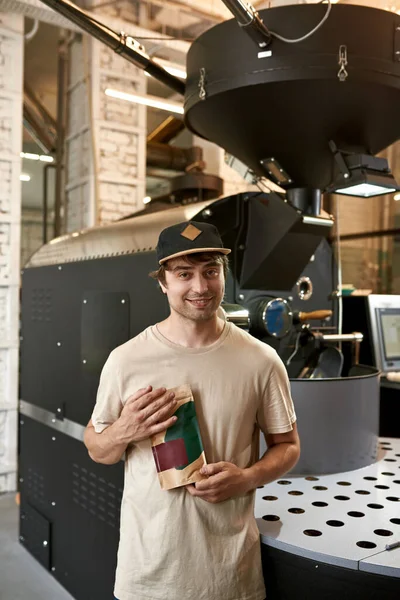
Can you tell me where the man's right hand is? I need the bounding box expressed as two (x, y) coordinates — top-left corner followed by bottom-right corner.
(114, 386), (177, 444)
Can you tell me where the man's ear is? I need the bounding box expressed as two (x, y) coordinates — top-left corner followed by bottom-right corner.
(159, 281), (168, 294)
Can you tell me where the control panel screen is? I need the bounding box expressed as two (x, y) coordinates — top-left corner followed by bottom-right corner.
(380, 312), (400, 360)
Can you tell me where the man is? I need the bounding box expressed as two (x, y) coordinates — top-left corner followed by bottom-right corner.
(84, 220), (300, 600)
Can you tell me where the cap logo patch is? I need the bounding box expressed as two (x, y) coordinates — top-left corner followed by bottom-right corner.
(181, 224), (202, 241)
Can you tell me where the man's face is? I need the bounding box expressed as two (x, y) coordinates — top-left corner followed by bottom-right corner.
(160, 255), (225, 323)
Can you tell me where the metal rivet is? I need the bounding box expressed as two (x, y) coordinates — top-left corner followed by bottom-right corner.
(57, 408), (61, 413)
(19, 478), (24, 483)
(51, 418), (56, 423)
(58, 266), (62, 270)
(52, 437), (56, 442)
(83, 299), (87, 304)
(57, 342), (61, 347)
(20, 420), (24, 425)
(344, 173), (349, 179)
(239, 244), (245, 250)
(82, 359), (87, 364)
(51, 502), (56, 506)
(202, 209), (212, 217)
(51, 567), (56, 572)
(238, 294), (244, 301)
(121, 299), (126, 304)
(43, 540), (48, 547)
(19, 536), (24, 542)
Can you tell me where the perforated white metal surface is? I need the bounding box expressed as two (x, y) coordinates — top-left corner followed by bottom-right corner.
(256, 437), (400, 576)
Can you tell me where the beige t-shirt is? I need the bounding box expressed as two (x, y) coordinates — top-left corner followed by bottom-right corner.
(91, 322), (296, 600)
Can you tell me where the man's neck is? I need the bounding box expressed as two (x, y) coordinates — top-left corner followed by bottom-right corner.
(157, 313), (225, 348)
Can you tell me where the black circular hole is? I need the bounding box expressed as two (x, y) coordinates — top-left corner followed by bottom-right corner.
(288, 491), (304, 496)
(367, 504), (384, 509)
(305, 476), (319, 481)
(374, 529), (393, 537)
(356, 490), (371, 495)
(313, 486), (328, 491)
(334, 495), (350, 501)
(312, 501), (328, 507)
(262, 515), (280, 521)
(257, 486), (264, 489)
(384, 459), (397, 462)
(337, 481), (351, 486)
(374, 485), (389, 490)
(386, 497), (400, 502)
(327, 520), (344, 527)
(277, 480), (292, 485)
(380, 442), (391, 445)
(394, 480), (400, 484)
(263, 496), (278, 501)
(357, 541), (377, 549)
(288, 508), (305, 514)
(304, 529), (322, 537)
(395, 454), (400, 457)
(364, 476), (377, 481)
(382, 472), (395, 476)
(348, 511), (365, 518)
(390, 518), (400, 525)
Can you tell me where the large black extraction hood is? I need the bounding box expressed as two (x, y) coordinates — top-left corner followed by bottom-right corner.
(39, 0), (400, 193)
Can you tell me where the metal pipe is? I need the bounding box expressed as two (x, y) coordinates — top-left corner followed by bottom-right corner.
(23, 104), (55, 154)
(38, 0), (185, 96)
(221, 0), (271, 48)
(43, 164), (56, 244)
(24, 84), (57, 132)
(146, 143), (204, 172)
(322, 332), (364, 343)
(55, 42), (67, 239)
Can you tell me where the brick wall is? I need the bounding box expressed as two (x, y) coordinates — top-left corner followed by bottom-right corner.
(0, 13), (23, 493)
(65, 31), (146, 232)
(21, 208), (48, 267)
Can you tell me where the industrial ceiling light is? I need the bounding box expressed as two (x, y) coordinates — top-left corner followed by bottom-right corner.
(105, 89), (184, 115)
(20, 152), (54, 162)
(326, 143), (400, 198)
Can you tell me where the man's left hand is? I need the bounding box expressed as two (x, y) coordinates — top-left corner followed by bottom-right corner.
(185, 462), (252, 503)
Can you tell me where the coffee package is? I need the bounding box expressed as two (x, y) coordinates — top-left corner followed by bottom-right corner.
(151, 384), (207, 490)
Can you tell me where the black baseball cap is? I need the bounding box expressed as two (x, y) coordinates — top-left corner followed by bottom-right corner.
(156, 221), (231, 265)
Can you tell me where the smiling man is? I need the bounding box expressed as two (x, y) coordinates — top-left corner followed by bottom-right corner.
(83, 220), (300, 600)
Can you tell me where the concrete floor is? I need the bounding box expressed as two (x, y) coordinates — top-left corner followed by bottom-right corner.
(0, 493), (74, 600)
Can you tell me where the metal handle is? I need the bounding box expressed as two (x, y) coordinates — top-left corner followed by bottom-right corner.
(322, 332), (363, 343)
(298, 310), (333, 322)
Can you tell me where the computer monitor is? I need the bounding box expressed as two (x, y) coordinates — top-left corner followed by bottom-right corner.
(368, 295), (400, 373)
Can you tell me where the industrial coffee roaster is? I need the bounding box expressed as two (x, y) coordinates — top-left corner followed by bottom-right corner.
(19, 2), (400, 599)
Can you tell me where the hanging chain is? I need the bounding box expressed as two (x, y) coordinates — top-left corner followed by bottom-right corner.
(338, 45), (348, 82)
(198, 68), (206, 100)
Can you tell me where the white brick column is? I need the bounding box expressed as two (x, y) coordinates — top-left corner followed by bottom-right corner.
(66, 31), (146, 231)
(0, 13), (23, 493)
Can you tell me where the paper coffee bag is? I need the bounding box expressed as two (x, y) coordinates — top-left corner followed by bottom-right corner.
(151, 384), (207, 490)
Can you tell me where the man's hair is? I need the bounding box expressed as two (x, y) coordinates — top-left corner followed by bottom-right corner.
(149, 252), (229, 286)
